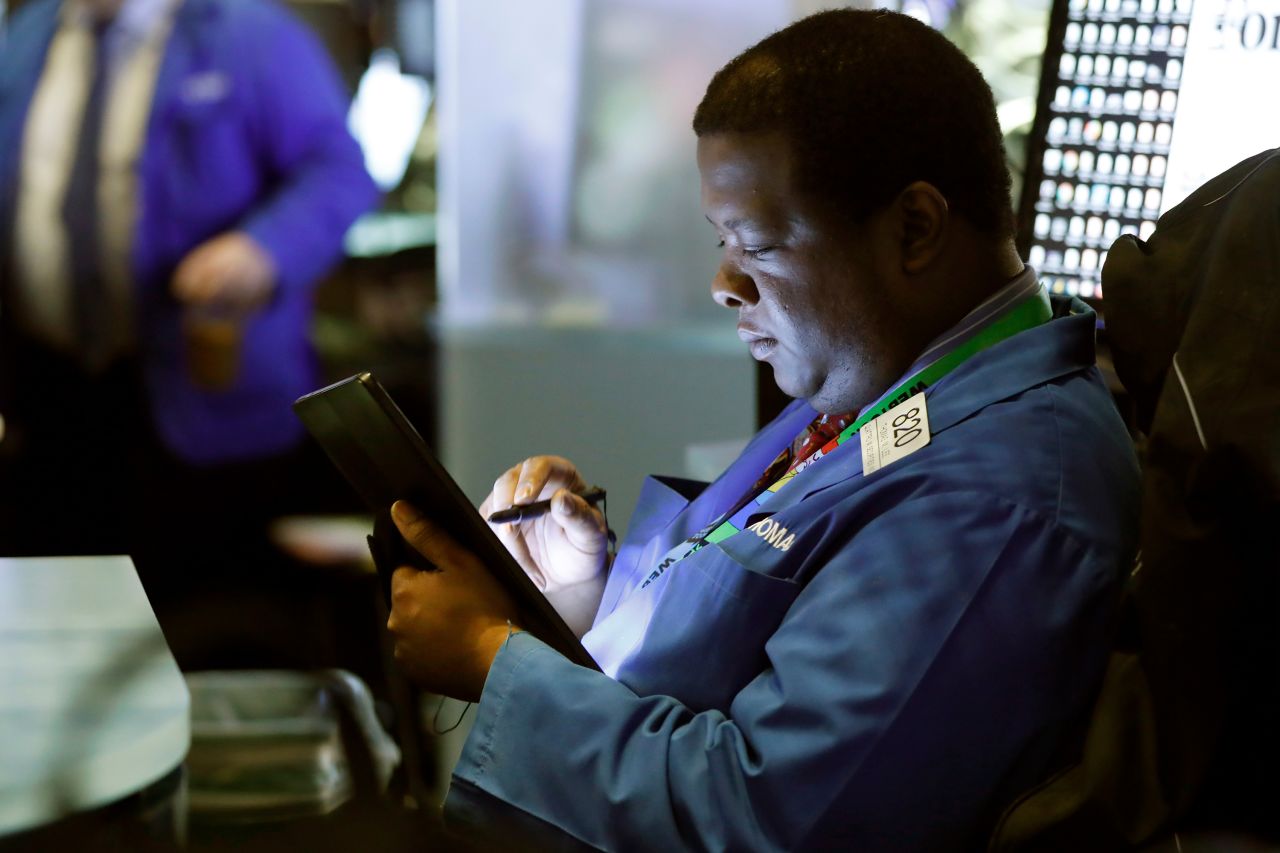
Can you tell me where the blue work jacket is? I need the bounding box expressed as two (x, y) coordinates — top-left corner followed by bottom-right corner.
(446, 297), (1141, 851)
(0, 0), (377, 464)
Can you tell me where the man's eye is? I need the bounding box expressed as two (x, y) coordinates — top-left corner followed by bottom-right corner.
(713, 240), (774, 258)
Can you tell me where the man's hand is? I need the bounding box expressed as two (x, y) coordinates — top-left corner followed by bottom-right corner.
(386, 501), (522, 702)
(479, 455), (609, 637)
(171, 231), (277, 311)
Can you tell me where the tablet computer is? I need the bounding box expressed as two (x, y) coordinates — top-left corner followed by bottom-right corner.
(293, 372), (599, 671)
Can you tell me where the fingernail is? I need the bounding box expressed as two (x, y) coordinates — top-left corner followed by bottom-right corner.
(517, 485), (533, 502)
(554, 493), (574, 514)
(392, 501), (419, 524)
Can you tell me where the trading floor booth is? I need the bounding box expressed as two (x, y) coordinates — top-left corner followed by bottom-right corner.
(999, 0), (1280, 844)
(1018, 0), (1280, 301)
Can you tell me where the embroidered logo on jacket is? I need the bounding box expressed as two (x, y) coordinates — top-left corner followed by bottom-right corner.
(747, 518), (794, 551)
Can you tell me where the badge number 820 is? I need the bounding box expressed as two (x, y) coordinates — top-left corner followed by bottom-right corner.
(892, 407), (923, 448)
(860, 391), (932, 476)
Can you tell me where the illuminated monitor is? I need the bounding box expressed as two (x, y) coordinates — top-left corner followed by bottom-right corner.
(1017, 0), (1280, 301)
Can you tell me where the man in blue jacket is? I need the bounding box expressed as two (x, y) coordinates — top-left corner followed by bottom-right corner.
(385, 10), (1140, 851)
(0, 0), (376, 575)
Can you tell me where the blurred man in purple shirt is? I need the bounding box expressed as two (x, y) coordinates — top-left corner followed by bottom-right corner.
(0, 0), (377, 639)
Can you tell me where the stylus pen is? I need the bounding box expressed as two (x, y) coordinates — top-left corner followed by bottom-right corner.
(487, 486), (607, 524)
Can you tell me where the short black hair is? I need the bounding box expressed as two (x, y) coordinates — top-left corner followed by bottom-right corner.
(693, 9), (1013, 237)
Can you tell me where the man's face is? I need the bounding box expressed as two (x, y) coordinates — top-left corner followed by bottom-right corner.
(697, 131), (900, 414)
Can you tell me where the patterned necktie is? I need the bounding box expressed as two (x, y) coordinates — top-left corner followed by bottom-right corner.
(750, 411), (857, 495)
(62, 21), (112, 371)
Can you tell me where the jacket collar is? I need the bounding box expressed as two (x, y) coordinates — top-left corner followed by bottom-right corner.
(686, 399), (816, 523)
(757, 295), (1099, 508)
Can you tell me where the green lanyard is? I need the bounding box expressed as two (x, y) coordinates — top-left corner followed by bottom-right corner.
(701, 288), (1054, 546)
(830, 287), (1052, 445)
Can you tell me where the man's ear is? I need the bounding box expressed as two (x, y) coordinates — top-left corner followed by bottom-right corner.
(896, 181), (949, 274)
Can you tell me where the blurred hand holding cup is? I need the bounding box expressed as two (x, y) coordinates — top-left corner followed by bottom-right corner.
(183, 305), (246, 391)
(171, 231), (276, 391)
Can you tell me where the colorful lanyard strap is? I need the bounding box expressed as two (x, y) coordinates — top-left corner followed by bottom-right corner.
(636, 288), (1053, 591)
(703, 288), (1053, 547)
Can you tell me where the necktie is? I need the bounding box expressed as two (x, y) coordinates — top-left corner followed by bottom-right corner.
(61, 21), (112, 372)
(748, 410), (857, 496)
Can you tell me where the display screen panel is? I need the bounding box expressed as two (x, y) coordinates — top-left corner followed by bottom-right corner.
(1018, 0), (1280, 300)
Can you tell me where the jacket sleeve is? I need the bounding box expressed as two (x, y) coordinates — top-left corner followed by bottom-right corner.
(235, 2), (379, 293)
(444, 492), (1123, 852)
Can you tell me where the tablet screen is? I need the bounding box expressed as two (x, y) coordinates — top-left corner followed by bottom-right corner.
(294, 373), (599, 670)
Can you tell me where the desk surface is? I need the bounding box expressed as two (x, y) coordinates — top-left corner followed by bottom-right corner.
(0, 556), (190, 836)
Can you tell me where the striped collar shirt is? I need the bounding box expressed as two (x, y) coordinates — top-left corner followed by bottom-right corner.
(856, 266), (1048, 420)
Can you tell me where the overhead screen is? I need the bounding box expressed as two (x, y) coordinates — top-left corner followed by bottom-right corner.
(1018, 0), (1280, 300)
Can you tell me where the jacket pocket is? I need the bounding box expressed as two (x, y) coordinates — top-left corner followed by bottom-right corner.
(607, 546), (802, 710)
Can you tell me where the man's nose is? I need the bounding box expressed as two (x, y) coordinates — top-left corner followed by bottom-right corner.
(712, 262), (759, 309)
